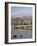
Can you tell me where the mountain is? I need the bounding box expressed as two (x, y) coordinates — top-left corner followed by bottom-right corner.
(11, 15), (32, 25)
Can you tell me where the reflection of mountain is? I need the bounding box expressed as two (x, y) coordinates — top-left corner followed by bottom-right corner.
(11, 15), (32, 25)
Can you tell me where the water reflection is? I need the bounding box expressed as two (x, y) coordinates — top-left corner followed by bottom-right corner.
(11, 25), (32, 39)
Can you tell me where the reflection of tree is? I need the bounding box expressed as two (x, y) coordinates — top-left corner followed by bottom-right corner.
(20, 26), (24, 30)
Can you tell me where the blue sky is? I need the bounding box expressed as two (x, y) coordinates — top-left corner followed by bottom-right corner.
(11, 6), (32, 18)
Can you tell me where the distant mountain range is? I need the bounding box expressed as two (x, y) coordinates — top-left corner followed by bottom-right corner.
(11, 15), (32, 25)
(11, 14), (32, 18)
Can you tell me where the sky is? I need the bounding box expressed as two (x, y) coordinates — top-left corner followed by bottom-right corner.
(11, 6), (32, 18)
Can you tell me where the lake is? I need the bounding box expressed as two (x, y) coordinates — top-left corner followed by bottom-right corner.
(11, 25), (32, 39)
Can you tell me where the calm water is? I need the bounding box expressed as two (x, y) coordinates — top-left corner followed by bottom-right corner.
(11, 25), (32, 39)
